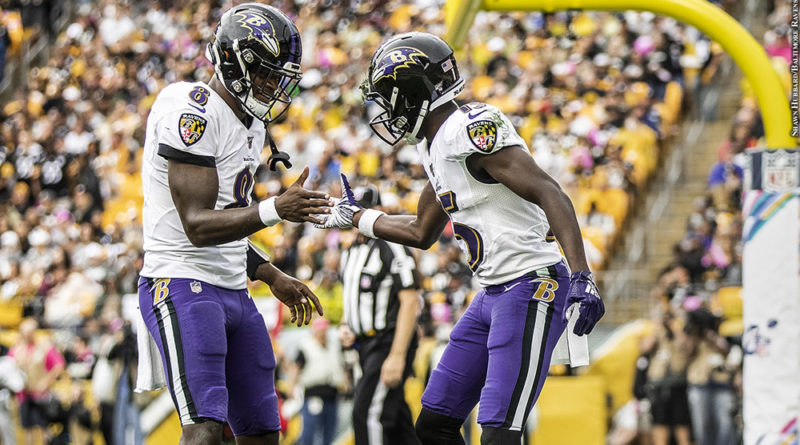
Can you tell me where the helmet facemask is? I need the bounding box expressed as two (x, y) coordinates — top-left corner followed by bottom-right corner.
(209, 41), (302, 123)
(362, 33), (465, 146)
(363, 82), (429, 146)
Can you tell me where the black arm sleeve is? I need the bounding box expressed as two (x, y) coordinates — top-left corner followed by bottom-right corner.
(246, 240), (270, 281)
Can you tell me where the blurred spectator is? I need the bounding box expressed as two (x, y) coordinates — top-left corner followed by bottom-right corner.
(685, 308), (739, 445)
(0, 22), (9, 83)
(65, 385), (94, 445)
(642, 306), (691, 445)
(91, 319), (139, 445)
(9, 318), (65, 445)
(0, 349), (25, 445)
(294, 318), (345, 445)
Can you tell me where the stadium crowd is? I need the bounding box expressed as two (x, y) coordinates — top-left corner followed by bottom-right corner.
(0, 0), (772, 443)
(608, 2), (792, 444)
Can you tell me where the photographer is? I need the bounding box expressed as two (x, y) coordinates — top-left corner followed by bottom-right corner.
(643, 303), (692, 445)
(685, 307), (739, 445)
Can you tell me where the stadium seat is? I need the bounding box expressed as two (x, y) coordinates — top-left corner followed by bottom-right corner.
(0, 299), (22, 328)
(713, 286), (744, 337)
(597, 189), (629, 226)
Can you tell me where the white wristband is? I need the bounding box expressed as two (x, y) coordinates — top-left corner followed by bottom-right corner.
(258, 197), (281, 227)
(358, 209), (384, 239)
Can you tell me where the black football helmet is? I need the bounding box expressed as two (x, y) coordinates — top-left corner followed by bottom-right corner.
(206, 3), (302, 123)
(362, 32), (464, 145)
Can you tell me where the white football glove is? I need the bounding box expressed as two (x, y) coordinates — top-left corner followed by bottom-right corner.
(314, 174), (362, 230)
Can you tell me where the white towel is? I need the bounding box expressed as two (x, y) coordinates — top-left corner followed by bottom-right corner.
(551, 303), (590, 367)
(134, 307), (166, 393)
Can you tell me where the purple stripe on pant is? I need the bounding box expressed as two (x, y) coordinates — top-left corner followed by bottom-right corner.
(420, 262), (569, 430)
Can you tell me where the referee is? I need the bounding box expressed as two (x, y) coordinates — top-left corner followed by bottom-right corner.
(338, 185), (422, 445)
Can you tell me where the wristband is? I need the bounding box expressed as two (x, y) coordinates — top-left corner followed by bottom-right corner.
(357, 209), (384, 239)
(258, 197), (281, 227)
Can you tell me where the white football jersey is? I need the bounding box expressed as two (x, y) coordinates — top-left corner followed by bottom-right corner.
(140, 81), (266, 289)
(418, 103), (564, 286)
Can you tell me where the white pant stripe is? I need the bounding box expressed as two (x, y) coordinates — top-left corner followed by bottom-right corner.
(510, 301), (549, 430)
(157, 303), (195, 424)
(367, 381), (389, 445)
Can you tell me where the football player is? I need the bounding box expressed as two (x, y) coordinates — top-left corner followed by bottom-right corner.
(318, 32), (605, 445)
(138, 4), (329, 445)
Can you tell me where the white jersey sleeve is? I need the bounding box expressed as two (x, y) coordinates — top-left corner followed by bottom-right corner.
(154, 83), (219, 166)
(441, 103), (526, 161)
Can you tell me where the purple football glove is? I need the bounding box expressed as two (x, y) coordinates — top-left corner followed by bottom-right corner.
(564, 271), (605, 336)
(314, 174), (362, 230)
(339, 173), (360, 207)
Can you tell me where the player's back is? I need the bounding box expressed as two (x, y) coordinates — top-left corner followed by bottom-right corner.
(140, 81), (266, 289)
(418, 103), (564, 286)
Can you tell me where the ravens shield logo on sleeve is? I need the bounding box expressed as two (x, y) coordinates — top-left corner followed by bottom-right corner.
(467, 120), (497, 152)
(179, 113), (208, 146)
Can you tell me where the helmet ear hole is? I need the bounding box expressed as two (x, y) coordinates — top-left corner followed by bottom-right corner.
(242, 49), (255, 64)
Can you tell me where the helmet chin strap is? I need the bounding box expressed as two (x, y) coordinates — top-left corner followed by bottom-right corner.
(403, 78), (465, 144)
(404, 99), (429, 145)
(243, 90), (271, 121)
(224, 39), (273, 122)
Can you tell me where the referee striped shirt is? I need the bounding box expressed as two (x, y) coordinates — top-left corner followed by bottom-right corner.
(340, 238), (419, 337)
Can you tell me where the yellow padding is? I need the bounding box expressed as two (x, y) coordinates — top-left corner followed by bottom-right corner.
(531, 376), (607, 445)
(585, 320), (655, 414)
(146, 412), (181, 445)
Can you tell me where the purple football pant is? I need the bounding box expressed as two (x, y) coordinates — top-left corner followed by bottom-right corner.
(420, 261), (569, 431)
(138, 277), (280, 436)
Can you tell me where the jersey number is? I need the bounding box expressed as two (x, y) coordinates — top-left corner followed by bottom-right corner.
(225, 168), (254, 209)
(441, 190), (485, 272)
(453, 223), (484, 272)
(189, 86), (210, 106)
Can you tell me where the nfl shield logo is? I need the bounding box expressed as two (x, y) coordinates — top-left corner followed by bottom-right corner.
(762, 150), (799, 192)
(179, 113), (207, 146)
(190, 281), (202, 294)
(361, 276), (372, 289)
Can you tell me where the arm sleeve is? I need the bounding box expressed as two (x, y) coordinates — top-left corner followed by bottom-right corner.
(246, 240), (271, 281)
(155, 87), (218, 167)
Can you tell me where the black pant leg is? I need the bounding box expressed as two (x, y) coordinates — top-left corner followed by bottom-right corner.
(352, 334), (420, 445)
